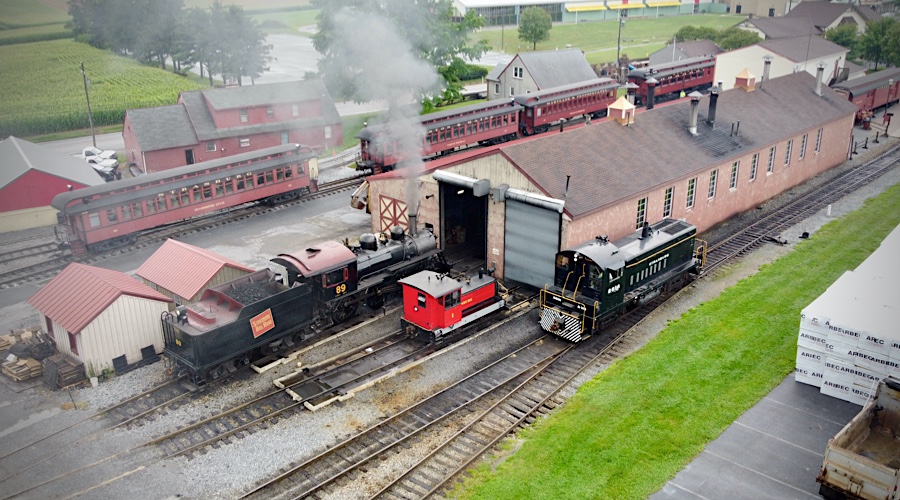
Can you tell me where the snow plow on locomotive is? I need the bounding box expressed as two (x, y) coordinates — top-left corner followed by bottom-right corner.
(539, 218), (706, 342)
(161, 226), (448, 386)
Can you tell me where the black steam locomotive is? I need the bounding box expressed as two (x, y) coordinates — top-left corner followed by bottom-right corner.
(161, 227), (448, 385)
(539, 218), (705, 342)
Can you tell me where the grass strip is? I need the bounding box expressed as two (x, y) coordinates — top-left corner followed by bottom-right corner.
(455, 183), (900, 500)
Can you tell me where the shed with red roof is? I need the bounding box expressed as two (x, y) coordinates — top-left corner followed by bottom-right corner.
(136, 239), (255, 307)
(28, 263), (173, 376)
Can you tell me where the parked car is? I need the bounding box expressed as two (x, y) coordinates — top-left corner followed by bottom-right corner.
(80, 146), (118, 161)
(86, 157), (120, 181)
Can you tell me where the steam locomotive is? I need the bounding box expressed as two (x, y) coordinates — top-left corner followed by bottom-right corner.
(161, 227), (448, 385)
(539, 218), (706, 342)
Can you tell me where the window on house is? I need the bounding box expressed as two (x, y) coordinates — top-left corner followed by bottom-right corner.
(292, 104), (299, 116)
(708, 169), (718, 199)
(266, 106), (274, 118)
(686, 178), (696, 209)
(815, 128), (822, 152)
(240, 109), (248, 123)
(784, 139), (793, 166)
(240, 138), (250, 148)
(730, 161), (739, 189)
(325, 126), (332, 139)
(799, 134), (807, 160)
(514, 67), (523, 78)
(206, 142), (216, 152)
(663, 186), (673, 218)
(767, 146), (776, 173)
(494, 83), (500, 94)
(509, 87), (515, 97)
(750, 153), (759, 181)
(635, 197), (647, 229)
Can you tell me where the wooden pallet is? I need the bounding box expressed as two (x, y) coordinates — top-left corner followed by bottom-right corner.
(2, 358), (43, 382)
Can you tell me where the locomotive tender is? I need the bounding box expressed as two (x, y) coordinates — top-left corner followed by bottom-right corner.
(52, 144), (317, 254)
(356, 78), (619, 174)
(162, 227), (448, 385)
(539, 218), (705, 342)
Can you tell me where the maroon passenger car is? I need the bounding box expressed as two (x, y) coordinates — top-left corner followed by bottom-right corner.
(514, 78), (619, 135)
(52, 144), (316, 254)
(628, 55), (716, 106)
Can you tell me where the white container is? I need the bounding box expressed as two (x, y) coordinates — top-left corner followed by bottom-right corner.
(796, 345), (825, 369)
(90, 376), (99, 388)
(794, 362), (824, 387)
(797, 328), (828, 351)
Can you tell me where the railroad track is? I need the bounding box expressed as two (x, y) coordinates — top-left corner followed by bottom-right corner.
(0, 175), (364, 289)
(701, 143), (900, 276)
(146, 331), (434, 459)
(240, 296), (659, 499)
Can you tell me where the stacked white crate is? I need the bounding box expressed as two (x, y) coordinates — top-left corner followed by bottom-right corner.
(796, 225), (900, 405)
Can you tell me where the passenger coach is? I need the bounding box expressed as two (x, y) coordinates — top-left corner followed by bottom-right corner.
(52, 144), (317, 254)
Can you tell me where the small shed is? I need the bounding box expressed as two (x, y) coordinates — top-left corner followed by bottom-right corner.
(136, 239), (255, 307)
(0, 136), (105, 232)
(27, 263), (173, 376)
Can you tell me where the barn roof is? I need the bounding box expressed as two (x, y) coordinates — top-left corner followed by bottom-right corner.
(758, 35), (847, 63)
(740, 17), (819, 39)
(668, 40), (724, 58)
(28, 263), (171, 334)
(136, 239), (255, 299)
(201, 79), (333, 110)
(499, 71), (857, 219)
(516, 49), (598, 89)
(0, 136), (105, 190)
(125, 105), (199, 152)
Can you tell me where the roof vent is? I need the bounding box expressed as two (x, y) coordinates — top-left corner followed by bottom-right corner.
(688, 92), (703, 136)
(760, 55), (772, 91)
(815, 61), (826, 96)
(735, 68), (756, 92)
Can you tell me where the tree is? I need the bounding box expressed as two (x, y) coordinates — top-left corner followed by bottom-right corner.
(674, 25), (720, 42)
(824, 24), (860, 60)
(518, 7), (552, 51)
(858, 18), (896, 69)
(311, 0), (488, 103)
(717, 28), (761, 51)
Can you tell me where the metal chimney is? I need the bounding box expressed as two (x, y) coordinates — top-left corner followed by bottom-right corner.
(688, 92), (702, 136)
(815, 61), (826, 96)
(646, 77), (659, 110)
(707, 85), (720, 128)
(760, 55), (772, 90)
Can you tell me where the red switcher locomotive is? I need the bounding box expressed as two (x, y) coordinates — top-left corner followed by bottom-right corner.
(399, 269), (506, 343)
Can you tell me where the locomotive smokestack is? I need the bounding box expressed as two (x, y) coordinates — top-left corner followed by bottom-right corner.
(815, 61), (826, 96)
(707, 86), (719, 128)
(688, 92), (701, 136)
(641, 221), (651, 239)
(761, 55), (772, 91)
(646, 77), (658, 110)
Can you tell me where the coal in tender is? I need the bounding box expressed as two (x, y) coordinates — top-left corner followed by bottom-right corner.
(224, 282), (276, 305)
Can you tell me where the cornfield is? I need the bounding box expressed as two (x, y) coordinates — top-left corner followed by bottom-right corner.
(0, 39), (207, 138)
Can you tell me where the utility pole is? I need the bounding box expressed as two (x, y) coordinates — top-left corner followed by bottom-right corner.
(81, 62), (96, 148)
(616, 11), (627, 83)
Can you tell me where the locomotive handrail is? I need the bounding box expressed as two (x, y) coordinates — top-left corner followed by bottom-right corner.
(572, 271), (586, 299)
(561, 270), (575, 295)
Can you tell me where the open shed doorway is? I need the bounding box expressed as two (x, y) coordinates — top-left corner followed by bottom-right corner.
(440, 183), (487, 270)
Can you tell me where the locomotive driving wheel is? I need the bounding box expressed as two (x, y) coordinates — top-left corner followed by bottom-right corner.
(365, 291), (385, 309)
(331, 298), (359, 324)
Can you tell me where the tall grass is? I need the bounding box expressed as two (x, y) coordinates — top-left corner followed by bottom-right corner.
(0, 39), (206, 138)
(455, 184), (900, 500)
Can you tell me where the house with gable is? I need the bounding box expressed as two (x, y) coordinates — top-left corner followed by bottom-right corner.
(785, 1), (880, 34)
(123, 79), (342, 174)
(485, 48), (597, 101)
(734, 16), (820, 40)
(649, 40), (724, 66)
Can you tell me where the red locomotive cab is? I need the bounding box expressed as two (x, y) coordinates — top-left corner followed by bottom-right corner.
(399, 270), (505, 343)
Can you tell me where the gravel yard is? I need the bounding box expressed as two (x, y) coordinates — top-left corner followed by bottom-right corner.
(2, 141), (898, 499)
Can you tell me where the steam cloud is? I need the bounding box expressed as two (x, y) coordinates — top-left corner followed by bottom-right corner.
(329, 7), (443, 223)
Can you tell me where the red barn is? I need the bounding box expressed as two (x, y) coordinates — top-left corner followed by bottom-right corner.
(0, 136), (106, 232)
(123, 79), (342, 174)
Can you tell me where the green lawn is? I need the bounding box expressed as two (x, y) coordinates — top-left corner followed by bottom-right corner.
(0, 39), (207, 138)
(474, 14), (745, 65)
(0, 0), (70, 26)
(454, 184), (900, 500)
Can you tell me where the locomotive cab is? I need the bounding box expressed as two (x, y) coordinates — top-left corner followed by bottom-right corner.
(271, 241), (359, 308)
(399, 270), (505, 344)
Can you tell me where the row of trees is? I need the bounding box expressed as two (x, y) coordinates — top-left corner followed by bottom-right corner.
(824, 18), (900, 69)
(67, 0), (271, 86)
(673, 25), (762, 51)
